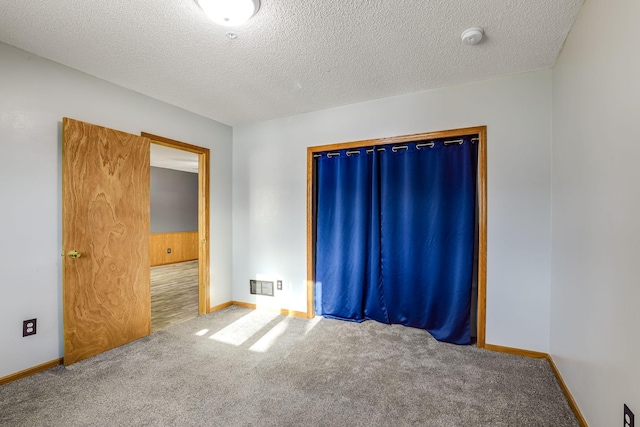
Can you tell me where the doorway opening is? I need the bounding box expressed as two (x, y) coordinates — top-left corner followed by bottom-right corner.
(306, 126), (487, 347)
(143, 133), (211, 330)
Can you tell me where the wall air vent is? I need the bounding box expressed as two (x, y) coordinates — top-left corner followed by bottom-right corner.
(250, 280), (274, 296)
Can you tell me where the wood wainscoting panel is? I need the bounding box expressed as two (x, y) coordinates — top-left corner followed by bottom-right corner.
(151, 232), (198, 266)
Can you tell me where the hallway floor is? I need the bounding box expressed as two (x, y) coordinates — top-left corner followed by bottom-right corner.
(151, 260), (198, 331)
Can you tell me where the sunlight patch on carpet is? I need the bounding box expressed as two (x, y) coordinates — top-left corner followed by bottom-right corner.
(305, 316), (322, 335)
(209, 310), (280, 346)
(249, 317), (291, 353)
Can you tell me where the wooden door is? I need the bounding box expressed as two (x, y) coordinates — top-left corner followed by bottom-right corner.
(62, 118), (151, 365)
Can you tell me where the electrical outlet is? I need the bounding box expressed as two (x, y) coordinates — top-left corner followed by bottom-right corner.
(167, 248), (171, 254)
(23, 319), (37, 337)
(625, 404), (634, 427)
(277, 280), (283, 290)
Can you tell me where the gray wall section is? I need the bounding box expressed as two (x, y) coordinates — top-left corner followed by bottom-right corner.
(150, 166), (198, 232)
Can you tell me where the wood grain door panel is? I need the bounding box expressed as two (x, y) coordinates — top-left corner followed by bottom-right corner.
(62, 118), (150, 365)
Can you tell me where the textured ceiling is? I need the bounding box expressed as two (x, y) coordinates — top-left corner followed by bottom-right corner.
(0, 0), (584, 125)
(151, 144), (199, 173)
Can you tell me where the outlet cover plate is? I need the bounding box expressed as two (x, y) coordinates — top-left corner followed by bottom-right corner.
(23, 318), (37, 337)
(625, 404), (634, 427)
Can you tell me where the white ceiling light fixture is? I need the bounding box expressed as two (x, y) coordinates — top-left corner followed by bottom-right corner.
(197, 0), (260, 27)
(461, 27), (484, 45)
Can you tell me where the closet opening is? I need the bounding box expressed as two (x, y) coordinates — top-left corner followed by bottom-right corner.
(306, 126), (487, 347)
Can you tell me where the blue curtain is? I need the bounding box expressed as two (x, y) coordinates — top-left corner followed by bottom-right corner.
(315, 136), (477, 344)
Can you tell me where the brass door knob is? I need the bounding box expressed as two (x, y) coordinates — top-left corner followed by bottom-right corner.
(67, 250), (81, 259)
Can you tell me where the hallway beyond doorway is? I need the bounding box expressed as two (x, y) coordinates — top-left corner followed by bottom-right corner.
(151, 260), (198, 331)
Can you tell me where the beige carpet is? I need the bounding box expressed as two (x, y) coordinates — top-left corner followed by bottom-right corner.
(0, 306), (578, 426)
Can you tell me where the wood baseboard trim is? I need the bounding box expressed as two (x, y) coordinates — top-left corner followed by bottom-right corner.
(484, 343), (548, 359)
(208, 301), (233, 313)
(485, 344), (588, 426)
(231, 301), (308, 319)
(231, 300), (255, 310)
(547, 356), (588, 427)
(152, 258), (198, 267)
(0, 358), (63, 386)
(280, 308), (310, 319)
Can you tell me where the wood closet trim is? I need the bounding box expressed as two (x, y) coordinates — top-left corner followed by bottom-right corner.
(306, 126), (488, 348)
(142, 132), (211, 314)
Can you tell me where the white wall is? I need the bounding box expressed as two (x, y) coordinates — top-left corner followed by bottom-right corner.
(0, 42), (233, 378)
(233, 70), (553, 352)
(551, 0), (640, 425)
